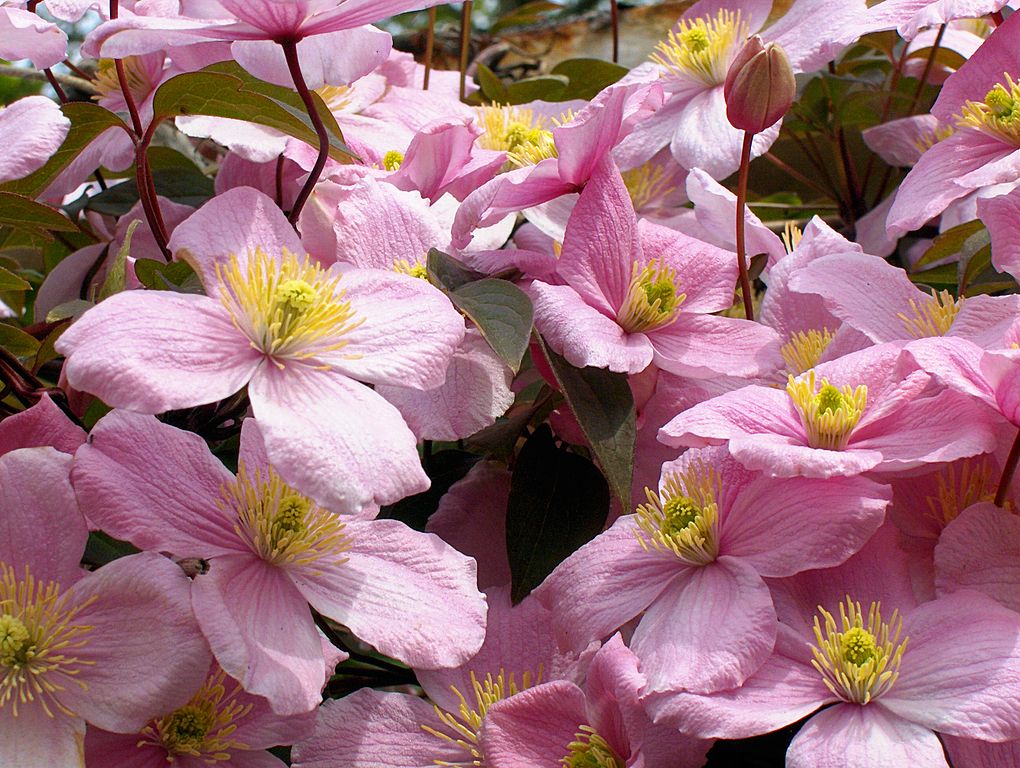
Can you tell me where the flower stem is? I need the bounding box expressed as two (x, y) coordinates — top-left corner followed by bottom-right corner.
(992, 10), (1005, 26)
(906, 23), (946, 116)
(610, 0), (620, 63)
(459, 0), (473, 102)
(424, 6), (437, 90)
(281, 39), (330, 228)
(735, 132), (755, 321)
(995, 427), (1020, 507)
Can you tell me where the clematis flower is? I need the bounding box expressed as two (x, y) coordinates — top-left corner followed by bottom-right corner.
(0, 394), (84, 458)
(56, 186), (465, 514)
(0, 3), (67, 68)
(71, 410), (487, 715)
(534, 445), (890, 696)
(862, 0), (1010, 40)
(660, 342), (999, 478)
(0, 447), (210, 768)
(0, 95), (70, 185)
(646, 525), (1020, 768)
(479, 635), (711, 768)
(84, 661), (317, 767)
(528, 155), (782, 379)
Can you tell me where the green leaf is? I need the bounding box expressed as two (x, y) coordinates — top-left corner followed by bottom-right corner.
(152, 68), (354, 163)
(0, 266), (30, 292)
(0, 192), (78, 240)
(0, 324), (40, 358)
(427, 248), (486, 292)
(536, 337), (635, 506)
(505, 75), (569, 104)
(910, 263), (958, 288)
(380, 450), (482, 531)
(46, 299), (93, 323)
(914, 220), (988, 271)
(0, 103), (129, 199)
(85, 148), (215, 215)
(134, 258), (200, 292)
(550, 58), (629, 101)
(449, 279), (534, 374)
(507, 425), (610, 604)
(476, 63), (510, 103)
(490, 0), (561, 33)
(98, 218), (139, 301)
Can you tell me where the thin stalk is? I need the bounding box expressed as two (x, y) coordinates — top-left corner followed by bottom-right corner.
(115, 58), (144, 136)
(62, 59), (93, 81)
(274, 154), (285, 209)
(136, 121), (170, 259)
(0, 64), (97, 95)
(763, 152), (835, 200)
(459, 0), (473, 102)
(610, 0), (620, 63)
(281, 39), (330, 227)
(424, 6), (437, 90)
(992, 10), (1005, 26)
(734, 133), (755, 322)
(995, 427), (1020, 507)
(43, 69), (68, 102)
(861, 41), (910, 199)
(906, 23), (946, 116)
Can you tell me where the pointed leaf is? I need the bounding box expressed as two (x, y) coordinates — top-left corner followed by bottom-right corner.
(450, 279), (533, 374)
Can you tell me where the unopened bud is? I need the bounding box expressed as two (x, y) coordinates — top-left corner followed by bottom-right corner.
(724, 36), (796, 134)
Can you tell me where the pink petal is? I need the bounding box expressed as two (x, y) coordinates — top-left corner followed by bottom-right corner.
(935, 502), (1020, 613)
(85, 728), (168, 768)
(658, 384), (803, 449)
(71, 410), (243, 556)
(248, 363), (428, 514)
(633, 556), (777, 695)
(943, 735), (1020, 768)
(881, 591), (1020, 740)
(321, 268), (465, 390)
(0, 95), (70, 183)
(649, 313), (783, 379)
(479, 681), (588, 767)
(0, 448), (85, 588)
(191, 553), (326, 716)
(62, 552), (211, 731)
(786, 704), (948, 768)
(0, 8), (67, 69)
(730, 433), (884, 478)
(56, 291), (262, 414)
(289, 519), (486, 670)
(979, 188), (1020, 280)
(0, 704), (85, 768)
(530, 281), (654, 374)
(0, 394), (84, 457)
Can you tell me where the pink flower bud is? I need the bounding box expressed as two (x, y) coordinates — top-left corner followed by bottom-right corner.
(724, 36), (796, 134)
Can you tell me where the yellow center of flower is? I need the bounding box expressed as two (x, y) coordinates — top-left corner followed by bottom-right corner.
(621, 164), (678, 211)
(93, 56), (153, 104)
(214, 247), (363, 368)
(958, 73), (1020, 145)
(139, 668), (253, 762)
(617, 258), (686, 334)
(0, 564), (96, 718)
(897, 289), (963, 339)
(223, 463), (350, 570)
(635, 461), (719, 566)
(781, 329), (835, 376)
(383, 150), (405, 171)
(787, 371), (867, 451)
(423, 668), (540, 767)
(650, 10), (749, 86)
(781, 222), (803, 254)
(316, 84), (354, 113)
(810, 597), (908, 705)
(913, 123), (956, 154)
(393, 258), (430, 281)
(925, 456), (999, 529)
(561, 727), (624, 768)
(476, 105), (558, 169)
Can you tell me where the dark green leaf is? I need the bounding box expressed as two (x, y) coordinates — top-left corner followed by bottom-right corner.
(134, 258), (200, 292)
(380, 449), (481, 530)
(490, 0), (560, 33)
(98, 219), (138, 301)
(536, 337), (635, 506)
(450, 279), (534, 373)
(0, 324), (40, 357)
(46, 299), (93, 323)
(550, 58), (629, 101)
(507, 425), (610, 604)
(83, 531), (140, 568)
(427, 248), (486, 292)
(505, 75), (569, 104)
(476, 63), (510, 103)
(910, 262), (958, 288)
(0, 266), (30, 292)
(0, 192), (78, 240)
(914, 220), (987, 270)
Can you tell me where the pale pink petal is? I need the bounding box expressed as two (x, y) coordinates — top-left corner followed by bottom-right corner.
(863, 115), (942, 167)
(648, 313), (783, 379)
(944, 735), (1020, 768)
(176, 115), (288, 163)
(905, 336), (1002, 410)
(766, 0), (869, 71)
(730, 433), (885, 478)
(289, 519), (486, 670)
(62, 552), (211, 731)
(0, 448), (85, 587)
(950, 294), (1020, 349)
(530, 281), (654, 374)
(0, 8), (67, 69)
(935, 502), (1020, 613)
(248, 364), (428, 514)
(979, 188), (1020, 280)
(0, 95), (70, 183)
(786, 705), (949, 768)
(0, 394), (84, 457)
(387, 118), (481, 200)
(633, 556), (777, 695)
(881, 591), (1020, 740)
(479, 681), (588, 767)
(0, 704), (85, 768)
(322, 269), (464, 390)
(658, 385), (802, 449)
(191, 553), (325, 716)
(84, 728), (168, 768)
(71, 410), (243, 556)
(56, 291), (262, 414)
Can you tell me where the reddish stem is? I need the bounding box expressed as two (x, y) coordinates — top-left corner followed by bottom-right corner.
(734, 132), (755, 322)
(992, 10), (1005, 26)
(424, 6), (437, 90)
(610, 0), (620, 63)
(995, 427), (1020, 507)
(281, 39), (330, 227)
(459, 1), (473, 102)
(906, 23), (946, 116)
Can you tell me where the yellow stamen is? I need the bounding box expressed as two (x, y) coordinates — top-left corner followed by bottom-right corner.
(0, 564), (96, 718)
(93, 57), (153, 104)
(138, 668), (253, 762)
(810, 597), (907, 705)
(635, 461), (719, 566)
(957, 73), (1020, 145)
(476, 105), (558, 168)
(561, 726), (624, 768)
(393, 258), (430, 281)
(781, 222), (803, 254)
(924, 457), (1000, 529)
(316, 84), (354, 113)
(616, 258), (686, 334)
(650, 10), (749, 86)
(622, 164), (678, 211)
(787, 371), (867, 451)
(781, 329), (835, 376)
(223, 463), (350, 571)
(897, 289), (963, 339)
(214, 248), (364, 368)
(383, 150), (405, 171)
(913, 123), (956, 154)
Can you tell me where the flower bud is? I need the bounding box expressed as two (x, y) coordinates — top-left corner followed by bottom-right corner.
(724, 36), (796, 134)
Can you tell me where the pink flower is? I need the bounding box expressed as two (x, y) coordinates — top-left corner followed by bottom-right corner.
(534, 445), (890, 696)
(978, 185), (1020, 281)
(56, 186), (465, 514)
(71, 410), (487, 715)
(647, 525), (1020, 767)
(0, 96), (70, 185)
(529, 156), (781, 378)
(660, 342), (999, 478)
(0, 4), (67, 68)
(0, 447), (210, 768)
(479, 635), (712, 768)
(0, 394), (84, 458)
(863, 0), (1010, 40)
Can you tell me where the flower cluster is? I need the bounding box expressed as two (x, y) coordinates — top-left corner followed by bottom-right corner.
(1, 0), (1020, 766)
